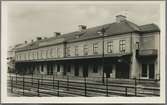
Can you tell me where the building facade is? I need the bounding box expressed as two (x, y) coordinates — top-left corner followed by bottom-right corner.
(14, 15), (160, 80)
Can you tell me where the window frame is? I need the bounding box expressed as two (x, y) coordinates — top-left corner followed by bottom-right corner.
(107, 41), (113, 53)
(93, 63), (98, 73)
(93, 43), (98, 54)
(83, 44), (88, 56)
(75, 45), (79, 56)
(66, 47), (71, 56)
(119, 40), (126, 53)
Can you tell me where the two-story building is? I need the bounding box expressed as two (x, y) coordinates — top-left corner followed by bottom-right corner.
(14, 15), (160, 80)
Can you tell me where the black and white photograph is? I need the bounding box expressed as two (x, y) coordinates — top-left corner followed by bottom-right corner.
(1, 1), (166, 104)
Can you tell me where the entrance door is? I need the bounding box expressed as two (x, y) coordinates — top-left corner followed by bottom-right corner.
(149, 64), (155, 79)
(141, 63), (155, 79)
(116, 63), (129, 79)
(104, 63), (113, 78)
(47, 63), (53, 75)
(83, 64), (88, 77)
(74, 64), (79, 76)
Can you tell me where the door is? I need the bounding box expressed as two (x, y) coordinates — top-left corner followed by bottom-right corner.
(104, 63), (113, 78)
(149, 64), (155, 79)
(83, 64), (88, 77)
(141, 63), (155, 79)
(74, 64), (79, 76)
(116, 63), (129, 79)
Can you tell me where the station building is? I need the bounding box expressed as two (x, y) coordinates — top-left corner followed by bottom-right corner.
(14, 15), (160, 80)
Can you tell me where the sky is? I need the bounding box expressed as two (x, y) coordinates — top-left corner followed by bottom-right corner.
(6, 1), (161, 47)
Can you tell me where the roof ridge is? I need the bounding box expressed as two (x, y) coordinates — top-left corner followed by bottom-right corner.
(124, 20), (140, 31)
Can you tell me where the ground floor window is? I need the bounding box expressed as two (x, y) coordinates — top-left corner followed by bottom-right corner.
(93, 64), (98, 73)
(67, 64), (71, 72)
(142, 64), (147, 77)
(57, 64), (60, 72)
(74, 65), (79, 76)
(142, 63), (155, 79)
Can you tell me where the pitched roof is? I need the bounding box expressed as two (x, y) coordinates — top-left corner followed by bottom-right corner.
(15, 19), (160, 51)
(139, 23), (160, 33)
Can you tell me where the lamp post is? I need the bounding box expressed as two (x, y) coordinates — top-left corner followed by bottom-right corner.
(98, 28), (106, 84)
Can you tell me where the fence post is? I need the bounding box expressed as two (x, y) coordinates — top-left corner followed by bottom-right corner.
(106, 77), (108, 96)
(57, 80), (59, 96)
(84, 77), (87, 96)
(125, 87), (128, 96)
(67, 76), (69, 91)
(23, 75), (25, 96)
(31, 73), (33, 86)
(11, 77), (13, 93)
(134, 78), (137, 96)
(53, 75), (55, 88)
(41, 74), (43, 85)
(16, 73), (17, 84)
(37, 79), (40, 97)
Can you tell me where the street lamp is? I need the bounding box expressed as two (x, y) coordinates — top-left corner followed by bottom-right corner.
(97, 28), (106, 84)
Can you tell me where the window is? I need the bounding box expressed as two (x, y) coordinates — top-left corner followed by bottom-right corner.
(142, 64), (147, 77)
(28, 52), (30, 60)
(83, 44), (88, 55)
(50, 48), (53, 58)
(40, 51), (43, 59)
(24, 53), (26, 60)
(107, 41), (113, 53)
(41, 64), (44, 72)
(37, 51), (39, 59)
(19, 54), (21, 60)
(46, 50), (48, 58)
(33, 52), (35, 59)
(57, 48), (60, 57)
(119, 40), (126, 53)
(75, 46), (79, 56)
(57, 64), (60, 72)
(93, 43), (98, 54)
(66, 47), (70, 56)
(136, 42), (140, 49)
(67, 64), (71, 72)
(93, 64), (98, 73)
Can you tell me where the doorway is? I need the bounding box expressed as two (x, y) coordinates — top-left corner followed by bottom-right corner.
(142, 63), (155, 79)
(83, 64), (88, 77)
(74, 64), (79, 76)
(116, 63), (129, 79)
(104, 63), (113, 78)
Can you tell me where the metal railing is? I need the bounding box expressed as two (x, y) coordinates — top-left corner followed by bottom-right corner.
(8, 74), (160, 97)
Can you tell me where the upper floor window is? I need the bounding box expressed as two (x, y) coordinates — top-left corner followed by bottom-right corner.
(66, 47), (70, 56)
(50, 48), (53, 58)
(28, 52), (30, 60)
(46, 50), (48, 58)
(83, 44), (88, 56)
(57, 48), (60, 57)
(19, 54), (21, 60)
(37, 51), (39, 59)
(75, 46), (79, 56)
(40, 50), (43, 59)
(136, 42), (140, 49)
(93, 43), (98, 54)
(107, 41), (113, 53)
(119, 40), (126, 53)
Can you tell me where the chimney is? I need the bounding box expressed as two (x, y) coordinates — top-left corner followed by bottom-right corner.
(78, 25), (87, 31)
(116, 15), (126, 23)
(36, 37), (42, 41)
(54, 32), (61, 37)
(24, 41), (27, 44)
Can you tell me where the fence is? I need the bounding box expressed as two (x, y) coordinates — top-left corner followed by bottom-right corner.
(8, 74), (160, 97)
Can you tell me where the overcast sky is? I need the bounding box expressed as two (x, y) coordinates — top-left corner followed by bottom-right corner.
(6, 1), (161, 47)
